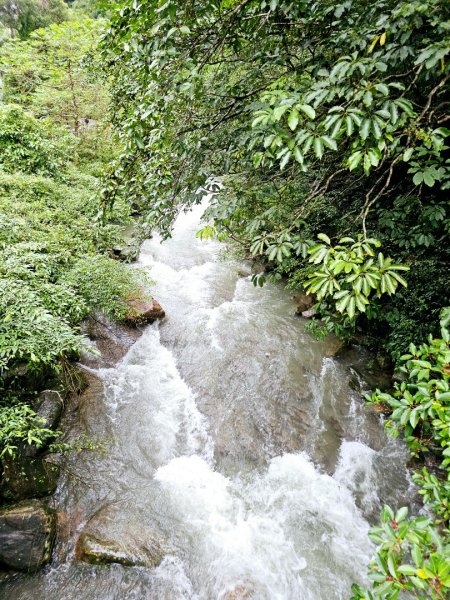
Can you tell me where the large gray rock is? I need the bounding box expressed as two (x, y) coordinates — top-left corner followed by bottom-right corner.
(0, 452), (59, 501)
(77, 505), (165, 568)
(78, 533), (163, 567)
(0, 500), (56, 571)
(112, 243), (139, 263)
(80, 312), (143, 369)
(348, 362), (393, 393)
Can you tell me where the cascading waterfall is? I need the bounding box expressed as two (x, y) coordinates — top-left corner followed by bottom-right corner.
(0, 202), (416, 600)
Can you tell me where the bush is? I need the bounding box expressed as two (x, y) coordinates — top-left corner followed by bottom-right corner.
(63, 256), (151, 321)
(367, 309), (450, 469)
(356, 311), (450, 599)
(0, 104), (71, 176)
(0, 279), (83, 376)
(350, 506), (450, 600)
(0, 400), (57, 458)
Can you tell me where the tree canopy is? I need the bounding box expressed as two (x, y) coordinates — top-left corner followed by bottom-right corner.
(0, 0), (68, 39)
(100, 0), (450, 358)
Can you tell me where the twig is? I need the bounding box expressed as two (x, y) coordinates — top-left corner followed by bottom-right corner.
(290, 168), (347, 226)
(418, 72), (450, 122)
(361, 157), (401, 238)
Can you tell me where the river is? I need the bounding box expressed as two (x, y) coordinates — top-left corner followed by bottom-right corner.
(0, 202), (416, 599)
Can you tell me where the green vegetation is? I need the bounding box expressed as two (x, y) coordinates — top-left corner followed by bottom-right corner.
(351, 310), (450, 599)
(101, 0), (449, 597)
(351, 506), (449, 599)
(0, 0), (68, 40)
(100, 0), (449, 361)
(0, 14), (146, 457)
(0, 401), (57, 458)
(303, 235), (409, 338)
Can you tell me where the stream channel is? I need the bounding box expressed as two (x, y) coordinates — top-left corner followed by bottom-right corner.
(1, 203), (418, 599)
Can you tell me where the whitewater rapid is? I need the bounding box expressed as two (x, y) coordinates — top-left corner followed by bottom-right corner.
(0, 202), (415, 600)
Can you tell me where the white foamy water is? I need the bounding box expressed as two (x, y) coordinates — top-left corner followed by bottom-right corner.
(334, 441), (379, 512)
(99, 326), (214, 467)
(154, 453), (372, 599)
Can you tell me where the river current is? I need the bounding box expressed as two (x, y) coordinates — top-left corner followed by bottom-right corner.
(0, 203), (416, 599)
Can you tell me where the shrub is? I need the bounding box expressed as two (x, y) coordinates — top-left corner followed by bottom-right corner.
(356, 311), (450, 599)
(0, 401), (57, 458)
(63, 256), (151, 321)
(0, 104), (71, 176)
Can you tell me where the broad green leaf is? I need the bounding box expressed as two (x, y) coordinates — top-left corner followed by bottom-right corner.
(288, 108), (300, 131)
(423, 171), (435, 187)
(273, 105), (290, 120)
(360, 119), (371, 141)
(317, 233), (331, 244)
(313, 137), (324, 159)
(298, 104), (316, 120)
(321, 135), (337, 150)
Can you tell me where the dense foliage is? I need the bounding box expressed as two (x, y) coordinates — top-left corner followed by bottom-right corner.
(0, 18), (113, 169)
(101, 0), (449, 360)
(0, 0), (68, 39)
(351, 311), (450, 599)
(351, 506), (449, 599)
(0, 16), (146, 457)
(0, 401), (57, 458)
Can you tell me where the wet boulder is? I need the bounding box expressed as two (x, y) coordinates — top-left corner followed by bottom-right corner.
(81, 312), (143, 369)
(293, 292), (315, 315)
(0, 500), (56, 571)
(323, 336), (346, 357)
(77, 505), (165, 568)
(124, 298), (165, 325)
(79, 533), (163, 568)
(347, 361), (392, 393)
(36, 390), (64, 430)
(0, 452), (59, 501)
(112, 244), (139, 263)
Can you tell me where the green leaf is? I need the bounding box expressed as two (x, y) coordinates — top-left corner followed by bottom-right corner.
(279, 150), (291, 169)
(313, 137), (324, 159)
(321, 135), (337, 151)
(360, 119), (371, 141)
(397, 564), (416, 576)
(317, 233), (331, 244)
(273, 105), (289, 120)
(363, 90), (373, 107)
(423, 171), (435, 187)
(293, 146), (304, 164)
(299, 104), (316, 120)
(347, 296), (356, 319)
(403, 147), (414, 162)
(348, 151), (362, 170)
(413, 172), (424, 185)
(395, 507), (408, 522)
(345, 115), (354, 136)
(288, 108), (300, 131)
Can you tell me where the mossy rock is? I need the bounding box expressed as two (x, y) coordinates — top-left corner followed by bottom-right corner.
(78, 533), (164, 568)
(0, 452), (60, 502)
(0, 500), (56, 572)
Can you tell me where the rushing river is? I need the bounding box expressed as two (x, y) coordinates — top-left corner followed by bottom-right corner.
(0, 203), (417, 599)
